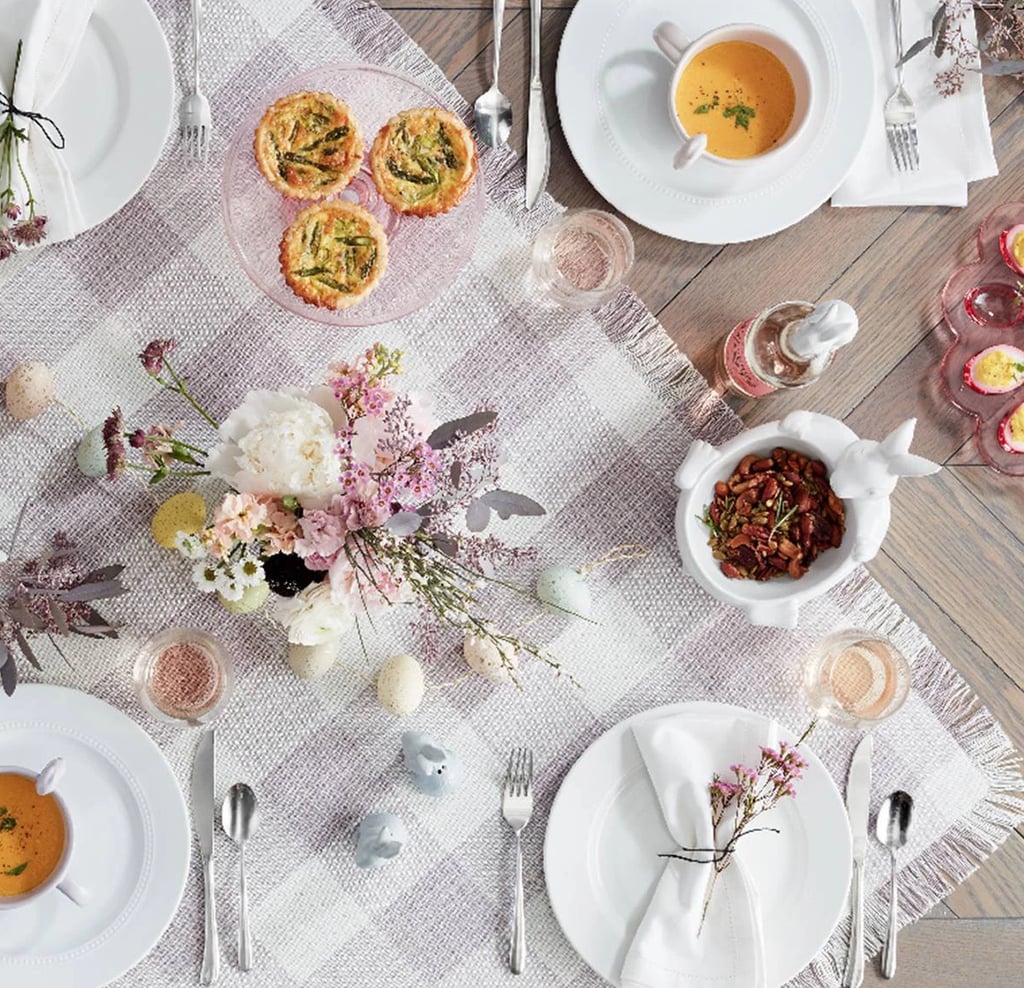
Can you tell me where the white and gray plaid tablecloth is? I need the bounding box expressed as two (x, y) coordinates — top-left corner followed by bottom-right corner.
(1, 1), (1022, 986)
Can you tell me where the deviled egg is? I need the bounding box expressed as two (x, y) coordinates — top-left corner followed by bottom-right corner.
(998, 401), (1024, 453)
(999, 224), (1024, 276)
(963, 344), (1024, 395)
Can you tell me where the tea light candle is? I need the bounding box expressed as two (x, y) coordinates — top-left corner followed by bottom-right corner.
(134, 629), (234, 726)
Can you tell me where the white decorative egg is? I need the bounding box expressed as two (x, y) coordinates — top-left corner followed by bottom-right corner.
(536, 565), (592, 619)
(75, 425), (108, 477)
(376, 653), (425, 715)
(286, 639), (338, 680)
(463, 628), (518, 683)
(5, 361), (54, 421)
(220, 581), (270, 615)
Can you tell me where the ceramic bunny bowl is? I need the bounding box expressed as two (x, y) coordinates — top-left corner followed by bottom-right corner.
(674, 412), (940, 629)
(0, 757), (88, 909)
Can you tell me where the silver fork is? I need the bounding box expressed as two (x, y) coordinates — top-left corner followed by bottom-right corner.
(179, 0), (212, 163)
(502, 747), (534, 975)
(884, 0), (919, 172)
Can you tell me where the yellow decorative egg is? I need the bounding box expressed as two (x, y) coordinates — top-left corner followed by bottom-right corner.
(286, 639), (338, 680)
(151, 492), (207, 549)
(4, 361), (54, 421)
(376, 653), (425, 715)
(219, 581), (270, 614)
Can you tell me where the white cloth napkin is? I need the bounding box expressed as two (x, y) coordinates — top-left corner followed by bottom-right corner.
(832, 0), (997, 207)
(2, 0), (95, 242)
(620, 711), (779, 988)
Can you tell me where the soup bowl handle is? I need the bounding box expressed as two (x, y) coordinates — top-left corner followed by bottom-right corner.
(35, 757), (64, 796)
(57, 876), (89, 907)
(653, 21), (691, 64)
(673, 132), (707, 171)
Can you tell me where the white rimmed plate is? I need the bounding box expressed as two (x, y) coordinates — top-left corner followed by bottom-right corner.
(544, 701), (851, 986)
(0, 685), (190, 987)
(0, 0), (174, 237)
(555, 0), (874, 243)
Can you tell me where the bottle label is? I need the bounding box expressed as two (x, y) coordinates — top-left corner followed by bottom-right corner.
(723, 318), (776, 398)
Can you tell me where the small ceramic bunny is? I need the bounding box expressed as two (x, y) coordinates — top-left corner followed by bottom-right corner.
(401, 732), (462, 797)
(829, 418), (940, 500)
(355, 813), (408, 868)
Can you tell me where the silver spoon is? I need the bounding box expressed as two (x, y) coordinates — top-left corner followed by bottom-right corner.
(875, 790), (914, 979)
(473, 0), (512, 147)
(222, 783), (260, 971)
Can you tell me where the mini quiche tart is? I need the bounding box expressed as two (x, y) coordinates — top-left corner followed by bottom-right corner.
(254, 91), (364, 199)
(369, 107), (477, 217)
(279, 201), (388, 310)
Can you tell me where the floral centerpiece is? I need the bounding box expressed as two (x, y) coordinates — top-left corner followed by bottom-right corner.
(102, 340), (562, 685)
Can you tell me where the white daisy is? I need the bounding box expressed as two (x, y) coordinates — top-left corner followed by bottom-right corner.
(175, 531), (206, 561)
(231, 557), (265, 588)
(214, 567), (244, 601)
(191, 561), (220, 594)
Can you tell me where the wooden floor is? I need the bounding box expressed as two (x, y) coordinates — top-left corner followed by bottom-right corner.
(385, 1), (1024, 982)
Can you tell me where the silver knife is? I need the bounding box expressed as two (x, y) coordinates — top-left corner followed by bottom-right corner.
(524, 0), (549, 208)
(841, 733), (873, 988)
(192, 730), (219, 984)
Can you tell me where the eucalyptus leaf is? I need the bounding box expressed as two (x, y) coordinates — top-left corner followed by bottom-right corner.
(48, 599), (69, 636)
(426, 411), (498, 449)
(896, 35), (932, 67)
(431, 534), (458, 558)
(931, 2), (946, 37)
(980, 57), (1024, 75)
(478, 489), (547, 520)
(466, 499), (491, 533)
(84, 565), (125, 583)
(385, 511), (422, 536)
(14, 630), (41, 671)
(7, 603), (44, 630)
(1, 647), (16, 697)
(43, 580), (126, 603)
(450, 460), (462, 487)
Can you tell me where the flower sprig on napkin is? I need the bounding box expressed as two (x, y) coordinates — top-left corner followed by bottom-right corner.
(659, 720), (814, 931)
(0, 41), (47, 260)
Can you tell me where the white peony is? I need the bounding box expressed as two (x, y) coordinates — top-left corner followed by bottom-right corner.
(272, 582), (353, 645)
(206, 390), (343, 502)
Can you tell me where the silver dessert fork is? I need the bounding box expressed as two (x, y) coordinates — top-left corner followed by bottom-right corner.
(502, 747), (534, 975)
(179, 0), (212, 163)
(884, 0), (919, 172)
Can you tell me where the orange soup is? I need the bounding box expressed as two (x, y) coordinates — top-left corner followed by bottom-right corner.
(674, 41), (796, 159)
(0, 772), (66, 897)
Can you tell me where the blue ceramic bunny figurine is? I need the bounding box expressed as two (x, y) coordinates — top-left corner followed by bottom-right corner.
(401, 731), (462, 796)
(355, 813), (408, 868)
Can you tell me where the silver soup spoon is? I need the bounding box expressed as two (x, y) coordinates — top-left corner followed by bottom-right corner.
(875, 790), (914, 979)
(222, 783), (260, 971)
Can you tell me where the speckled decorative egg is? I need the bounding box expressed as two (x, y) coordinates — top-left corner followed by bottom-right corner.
(75, 425), (108, 477)
(286, 638), (338, 679)
(4, 361), (54, 421)
(150, 492), (207, 549)
(536, 565), (592, 619)
(463, 628), (518, 683)
(220, 580), (270, 615)
(376, 653), (425, 715)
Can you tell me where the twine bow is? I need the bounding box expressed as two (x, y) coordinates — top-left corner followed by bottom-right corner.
(0, 92), (65, 150)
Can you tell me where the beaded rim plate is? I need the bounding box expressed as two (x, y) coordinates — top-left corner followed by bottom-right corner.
(555, 0), (874, 243)
(0, 685), (189, 987)
(221, 63), (486, 327)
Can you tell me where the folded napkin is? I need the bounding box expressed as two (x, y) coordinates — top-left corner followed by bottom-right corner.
(832, 0), (997, 207)
(620, 711), (779, 988)
(2, 0), (96, 242)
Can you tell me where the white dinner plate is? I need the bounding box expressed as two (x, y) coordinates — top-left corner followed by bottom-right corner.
(0, 685), (190, 987)
(0, 0), (174, 236)
(555, 0), (875, 243)
(544, 702), (852, 987)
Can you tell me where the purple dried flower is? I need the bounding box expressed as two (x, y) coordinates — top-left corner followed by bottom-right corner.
(0, 233), (15, 262)
(139, 339), (176, 377)
(102, 407), (126, 480)
(3, 204), (19, 222)
(11, 216), (46, 247)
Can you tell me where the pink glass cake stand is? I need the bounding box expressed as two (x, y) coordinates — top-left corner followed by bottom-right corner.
(222, 63), (486, 328)
(939, 201), (1024, 476)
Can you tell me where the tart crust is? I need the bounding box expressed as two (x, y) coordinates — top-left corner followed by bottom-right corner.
(369, 107), (478, 217)
(279, 201), (388, 310)
(254, 91), (364, 199)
